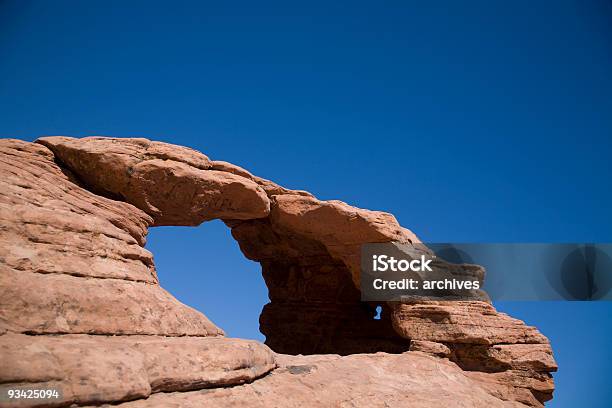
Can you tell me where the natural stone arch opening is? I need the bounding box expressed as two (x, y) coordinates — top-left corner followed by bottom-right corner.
(147, 216), (410, 355)
(37, 136), (412, 355)
(145, 220), (269, 342)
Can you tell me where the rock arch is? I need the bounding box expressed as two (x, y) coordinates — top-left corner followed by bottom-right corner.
(33, 136), (419, 355)
(0, 137), (556, 407)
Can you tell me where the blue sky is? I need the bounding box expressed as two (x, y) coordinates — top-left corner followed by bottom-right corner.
(1, 1), (611, 406)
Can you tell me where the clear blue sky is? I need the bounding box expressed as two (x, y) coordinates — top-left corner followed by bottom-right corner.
(1, 1), (611, 406)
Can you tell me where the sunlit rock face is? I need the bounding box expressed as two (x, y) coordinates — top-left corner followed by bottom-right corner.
(0, 137), (556, 407)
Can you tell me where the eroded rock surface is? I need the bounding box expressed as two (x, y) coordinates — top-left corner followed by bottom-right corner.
(393, 301), (556, 405)
(101, 352), (528, 408)
(1, 333), (275, 406)
(0, 137), (556, 407)
(37, 136), (270, 225)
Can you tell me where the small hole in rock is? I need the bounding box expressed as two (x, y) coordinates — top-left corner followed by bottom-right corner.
(374, 305), (382, 320)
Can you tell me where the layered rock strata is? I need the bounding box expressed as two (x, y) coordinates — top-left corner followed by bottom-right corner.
(0, 137), (556, 407)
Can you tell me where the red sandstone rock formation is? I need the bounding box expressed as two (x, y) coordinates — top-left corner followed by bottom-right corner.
(0, 137), (556, 407)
